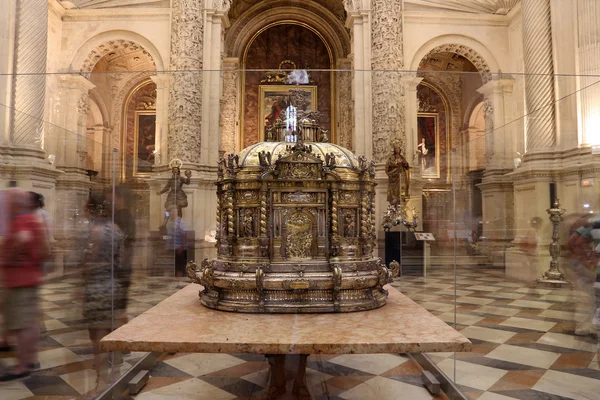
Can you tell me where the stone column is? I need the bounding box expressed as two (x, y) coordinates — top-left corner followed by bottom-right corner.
(50, 75), (96, 172)
(477, 78), (516, 171)
(221, 57), (239, 156)
(150, 74), (169, 166)
(0, 0), (16, 144)
(371, 0), (404, 163)
(10, 0), (48, 149)
(202, 7), (229, 166)
(521, 0), (556, 152)
(336, 58), (353, 150)
(577, 0), (600, 146)
(550, 0), (578, 149)
(52, 75), (95, 242)
(168, 0), (204, 165)
(403, 75), (423, 165)
(345, 8), (372, 159)
(475, 78), (516, 267)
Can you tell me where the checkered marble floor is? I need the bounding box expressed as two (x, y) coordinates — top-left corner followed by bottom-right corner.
(396, 269), (599, 400)
(0, 266), (598, 400)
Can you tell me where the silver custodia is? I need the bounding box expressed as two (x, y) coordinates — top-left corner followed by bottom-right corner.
(189, 121), (397, 312)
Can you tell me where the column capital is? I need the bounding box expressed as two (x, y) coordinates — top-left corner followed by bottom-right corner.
(150, 74), (170, 88)
(403, 75), (424, 90)
(223, 57), (240, 69)
(477, 78), (515, 98)
(58, 74), (96, 92)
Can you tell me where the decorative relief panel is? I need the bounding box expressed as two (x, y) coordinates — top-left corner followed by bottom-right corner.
(284, 212), (314, 259)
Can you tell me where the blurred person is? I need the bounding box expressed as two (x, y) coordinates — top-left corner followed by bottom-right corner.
(0, 190), (11, 353)
(29, 192), (52, 277)
(113, 185), (135, 359)
(81, 191), (124, 395)
(0, 189), (49, 381)
(165, 206), (187, 277)
(567, 213), (600, 337)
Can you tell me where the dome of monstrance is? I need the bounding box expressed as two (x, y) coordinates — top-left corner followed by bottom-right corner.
(187, 128), (399, 313)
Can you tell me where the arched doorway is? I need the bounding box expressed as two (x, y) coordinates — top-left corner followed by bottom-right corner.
(241, 23), (334, 148)
(416, 47), (490, 246)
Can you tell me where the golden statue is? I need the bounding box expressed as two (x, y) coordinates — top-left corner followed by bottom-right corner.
(385, 140), (410, 205)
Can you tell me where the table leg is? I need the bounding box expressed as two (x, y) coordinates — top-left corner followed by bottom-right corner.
(265, 354), (313, 400)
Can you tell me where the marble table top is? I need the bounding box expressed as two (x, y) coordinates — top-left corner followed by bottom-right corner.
(101, 284), (471, 355)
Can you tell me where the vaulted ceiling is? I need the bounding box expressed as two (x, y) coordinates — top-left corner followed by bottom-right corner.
(67, 0), (520, 15)
(406, 0), (520, 15)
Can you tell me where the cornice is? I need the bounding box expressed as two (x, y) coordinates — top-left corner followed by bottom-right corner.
(48, 0), (67, 18)
(62, 7), (169, 22)
(403, 11), (510, 27)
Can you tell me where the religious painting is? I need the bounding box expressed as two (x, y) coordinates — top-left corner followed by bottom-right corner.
(416, 113), (440, 178)
(134, 112), (156, 175)
(258, 85), (317, 141)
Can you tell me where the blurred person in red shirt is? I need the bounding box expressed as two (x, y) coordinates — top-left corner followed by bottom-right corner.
(0, 189), (49, 381)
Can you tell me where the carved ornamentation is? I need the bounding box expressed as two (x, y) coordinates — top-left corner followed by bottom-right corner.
(242, 209), (254, 237)
(80, 40), (155, 75)
(281, 192), (317, 203)
(221, 61), (238, 155)
(343, 211), (356, 238)
(285, 212), (313, 259)
(76, 94), (90, 126)
(371, 0), (405, 163)
(419, 44), (492, 83)
(168, 0), (203, 163)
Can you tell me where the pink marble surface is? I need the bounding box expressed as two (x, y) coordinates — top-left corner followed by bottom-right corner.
(100, 285), (471, 354)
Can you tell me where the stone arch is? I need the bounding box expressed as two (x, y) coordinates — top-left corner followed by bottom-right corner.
(463, 93), (485, 130)
(410, 35), (500, 83)
(111, 71), (155, 150)
(69, 30), (164, 75)
(88, 91), (109, 127)
(226, 1), (350, 61)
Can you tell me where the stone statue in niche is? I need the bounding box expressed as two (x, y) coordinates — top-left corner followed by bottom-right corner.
(385, 140), (410, 205)
(343, 211), (356, 237)
(285, 212), (313, 259)
(242, 209), (254, 237)
(157, 158), (192, 226)
(416, 137), (429, 170)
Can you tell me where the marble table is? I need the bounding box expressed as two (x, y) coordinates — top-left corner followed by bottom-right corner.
(101, 284), (471, 399)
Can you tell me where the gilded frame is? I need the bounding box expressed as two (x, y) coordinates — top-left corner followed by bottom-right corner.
(416, 113), (440, 179)
(258, 85), (318, 142)
(133, 111), (156, 176)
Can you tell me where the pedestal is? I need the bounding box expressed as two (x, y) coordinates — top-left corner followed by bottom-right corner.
(383, 231), (424, 276)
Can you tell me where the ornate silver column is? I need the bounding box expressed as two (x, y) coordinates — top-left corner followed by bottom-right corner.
(168, 0), (204, 164)
(371, 0), (405, 162)
(10, 0), (48, 148)
(521, 0), (556, 151)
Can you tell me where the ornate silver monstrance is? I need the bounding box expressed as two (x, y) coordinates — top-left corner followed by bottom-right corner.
(187, 115), (398, 313)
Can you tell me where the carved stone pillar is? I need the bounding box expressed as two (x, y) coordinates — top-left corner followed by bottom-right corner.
(521, 0), (556, 152)
(168, 0), (204, 165)
(221, 57), (239, 155)
(10, 0), (48, 149)
(336, 58), (353, 149)
(150, 75), (169, 167)
(577, 0), (600, 146)
(371, 0), (404, 163)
